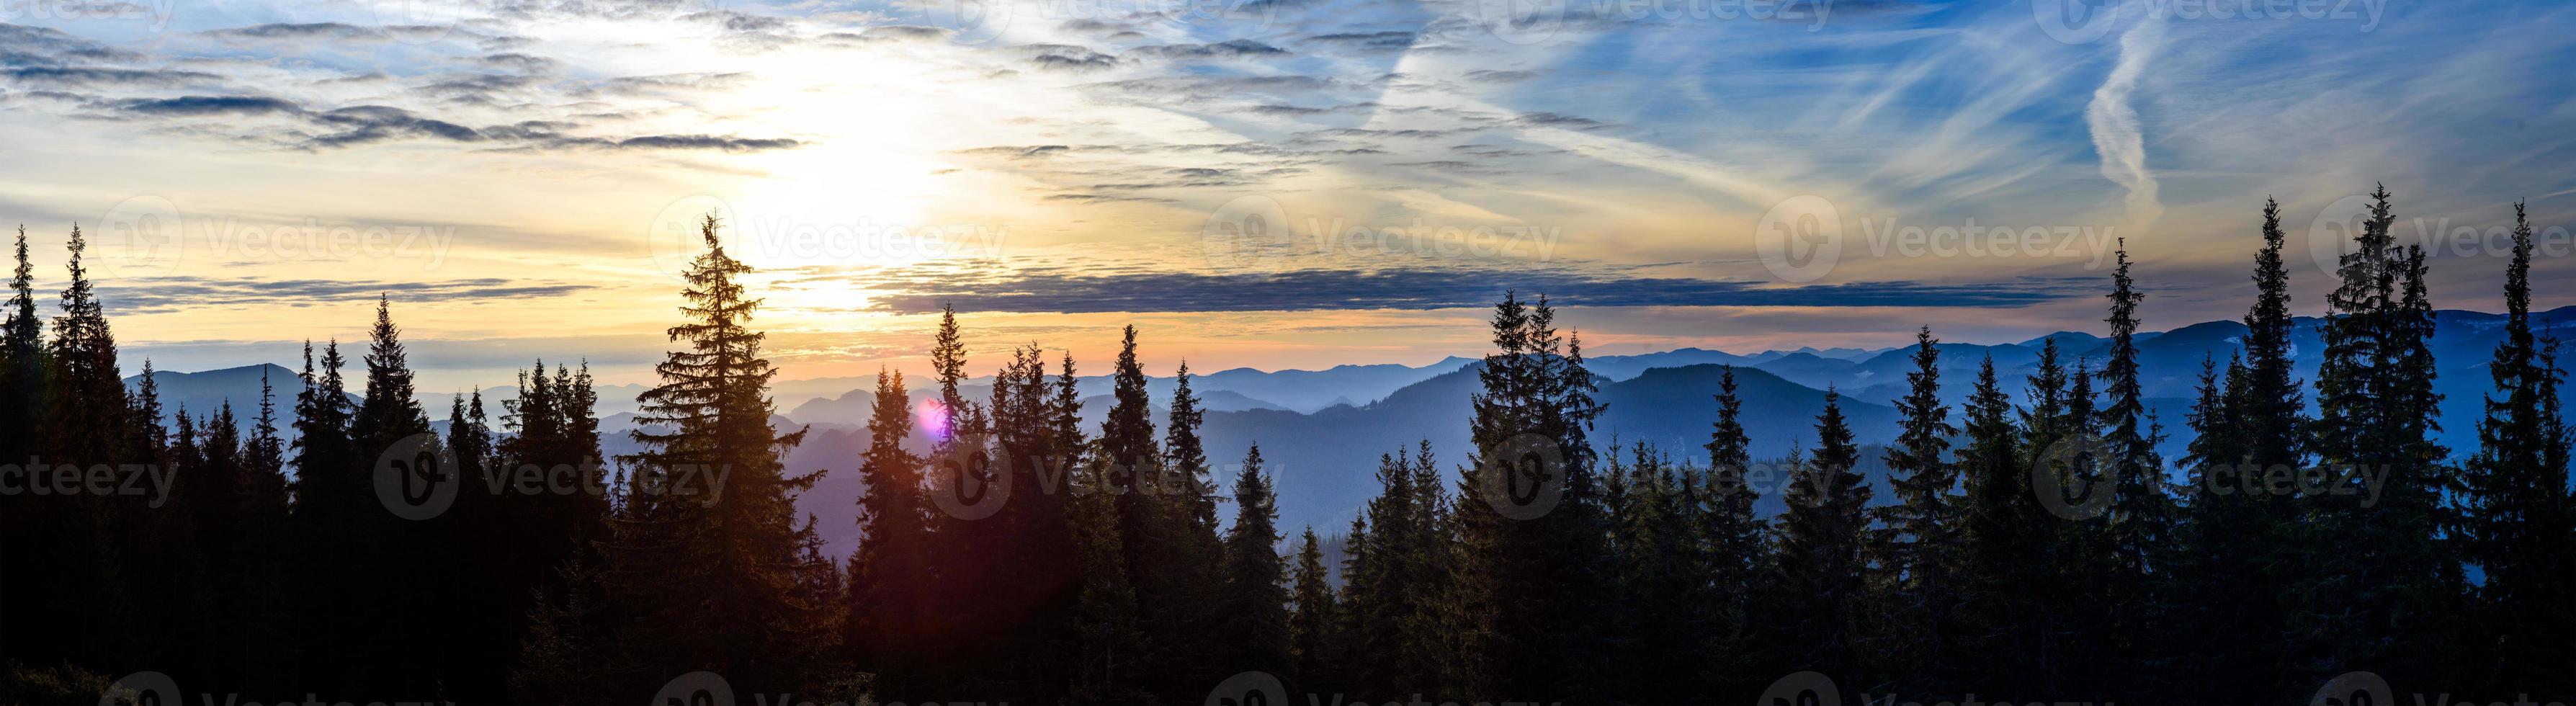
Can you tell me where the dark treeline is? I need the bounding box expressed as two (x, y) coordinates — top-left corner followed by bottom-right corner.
(2, 191), (2572, 705)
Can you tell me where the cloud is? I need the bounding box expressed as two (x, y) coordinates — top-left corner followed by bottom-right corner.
(307, 105), (486, 147)
(93, 275), (595, 314)
(584, 72), (752, 97)
(1019, 44), (1121, 71)
(1130, 40), (1290, 59)
(1041, 193), (1173, 203)
(1463, 69), (1538, 83)
(844, 262), (2088, 314)
(1513, 112), (1607, 129)
(1248, 102), (1378, 115)
(1, 66), (220, 87)
(115, 95), (301, 116)
(199, 22), (385, 40)
(2085, 20), (2165, 234)
(478, 53), (559, 73)
(1300, 31), (1413, 51)
(578, 134), (802, 151)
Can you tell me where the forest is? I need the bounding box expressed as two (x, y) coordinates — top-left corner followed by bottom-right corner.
(1, 187), (2572, 706)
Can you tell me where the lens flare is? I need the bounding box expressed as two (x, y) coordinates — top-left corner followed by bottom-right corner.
(916, 398), (951, 443)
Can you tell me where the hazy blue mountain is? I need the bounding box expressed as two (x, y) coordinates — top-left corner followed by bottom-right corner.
(1196, 357), (1477, 412)
(1580, 347), (1754, 380)
(122, 363), (331, 434)
(1749, 352), (1861, 388)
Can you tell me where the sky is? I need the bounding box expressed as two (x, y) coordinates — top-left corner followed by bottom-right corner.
(4, 0), (2575, 392)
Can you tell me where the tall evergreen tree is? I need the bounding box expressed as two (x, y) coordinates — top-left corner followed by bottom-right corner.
(1956, 354), (2042, 694)
(1872, 327), (1960, 691)
(603, 214), (844, 697)
(1155, 362), (1227, 697)
(846, 368), (939, 699)
(1285, 527), (1343, 695)
(2297, 186), (2456, 687)
(35, 224), (144, 671)
(1770, 386), (1870, 676)
(1215, 445), (1292, 679)
(1699, 365), (1766, 694)
(1345, 444), (1454, 697)
(931, 302), (969, 435)
(0, 225), (38, 437)
(2455, 201), (2575, 692)
(0, 225), (40, 669)
(2093, 243), (2181, 694)
(2175, 197), (2311, 700)
(1068, 442), (1147, 705)
(1452, 292), (1609, 702)
(299, 296), (443, 699)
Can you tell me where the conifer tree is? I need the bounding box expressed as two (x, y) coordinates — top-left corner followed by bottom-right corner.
(931, 303), (971, 437)
(2175, 198), (2309, 700)
(298, 296), (443, 699)
(1698, 365), (1766, 693)
(604, 214), (843, 696)
(1147, 362), (1226, 697)
(0, 225), (38, 437)
(1771, 386), (1869, 676)
(2297, 187), (2456, 687)
(1451, 292), (1610, 702)
(1286, 527), (1342, 695)
(1954, 354), (2036, 692)
(2098, 243), (2178, 575)
(2456, 202), (2575, 692)
(38, 225), (143, 670)
(2091, 243), (2181, 693)
(1215, 445), (1292, 679)
(1068, 447), (1148, 705)
(846, 368), (937, 699)
(1873, 327), (1959, 689)
(0, 226), (38, 669)
(1345, 444), (1454, 697)
(50, 225), (128, 463)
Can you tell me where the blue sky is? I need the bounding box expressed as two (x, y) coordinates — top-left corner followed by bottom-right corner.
(3, 0), (2573, 389)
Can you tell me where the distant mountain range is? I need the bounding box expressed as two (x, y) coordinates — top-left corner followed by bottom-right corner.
(124, 306), (2576, 559)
